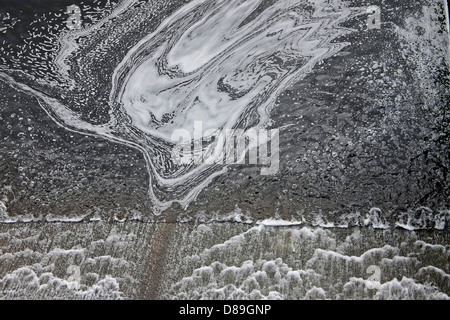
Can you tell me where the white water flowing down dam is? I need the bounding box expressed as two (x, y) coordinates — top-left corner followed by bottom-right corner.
(0, 0), (449, 300)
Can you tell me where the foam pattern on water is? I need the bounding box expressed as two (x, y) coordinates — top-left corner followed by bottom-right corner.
(0, 222), (448, 300)
(0, 1), (448, 224)
(0, 0), (365, 212)
(164, 223), (450, 300)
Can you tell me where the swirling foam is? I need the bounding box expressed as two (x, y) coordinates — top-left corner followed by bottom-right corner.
(0, 0), (364, 213)
(111, 0), (363, 211)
